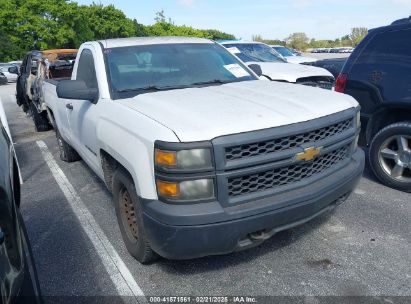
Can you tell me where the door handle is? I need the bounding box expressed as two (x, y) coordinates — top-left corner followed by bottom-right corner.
(66, 103), (73, 110)
(0, 228), (4, 245)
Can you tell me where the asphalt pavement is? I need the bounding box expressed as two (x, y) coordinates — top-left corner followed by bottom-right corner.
(0, 83), (410, 303)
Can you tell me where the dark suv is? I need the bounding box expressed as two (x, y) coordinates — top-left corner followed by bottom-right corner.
(335, 17), (411, 192)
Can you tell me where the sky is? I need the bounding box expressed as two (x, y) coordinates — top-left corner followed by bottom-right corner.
(76, 0), (411, 40)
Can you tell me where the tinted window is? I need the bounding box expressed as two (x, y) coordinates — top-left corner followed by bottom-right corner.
(106, 43), (255, 94)
(76, 49), (98, 89)
(356, 29), (411, 64)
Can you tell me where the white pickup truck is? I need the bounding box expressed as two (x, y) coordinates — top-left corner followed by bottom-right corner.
(44, 37), (364, 263)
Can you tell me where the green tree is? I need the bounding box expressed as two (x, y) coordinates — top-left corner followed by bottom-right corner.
(350, 27), (368, 46)
(79, 4), (136, 40)
(154, 10), (166, 23)
(252, 34), (263, 42)
(340, 34), (352, 47)
(252, 35), (285, 46)
(202, 29), (235, 40)
(133, 19), (149, 37)
(285, 32), (309, 50)
(0, 1), (237, 61)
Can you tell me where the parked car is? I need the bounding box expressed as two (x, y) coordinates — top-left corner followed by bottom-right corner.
(0, 72), (7, 85)
(290, 48), (302, 56)
(16, 49), (78, 131)
(0, 102), (42, 303)
(303, 58), (347, 78)
(335, 17), (411, 192)
(43, 37), (364, 263)
(270, 45), (317, 64)
(8, 61), (22, 69)
(221, 41), (334, 89)
(0, 65), (19, 82)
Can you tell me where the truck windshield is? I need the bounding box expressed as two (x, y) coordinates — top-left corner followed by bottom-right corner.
(223, 43), (286, 63)
(105, 43), (256, 96)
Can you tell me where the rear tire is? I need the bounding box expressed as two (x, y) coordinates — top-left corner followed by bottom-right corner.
(369, 122), (411, 192)
(30, 102), (50, 132)
(55, 128), (81, 162)
(112, 168), (157, 264)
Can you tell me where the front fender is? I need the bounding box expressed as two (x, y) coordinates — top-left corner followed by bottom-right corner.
(96, 102), (179, 199)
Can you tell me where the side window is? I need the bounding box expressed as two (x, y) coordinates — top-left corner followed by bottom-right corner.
(76, 49), (98, 89)
(356, 29), (411, 65)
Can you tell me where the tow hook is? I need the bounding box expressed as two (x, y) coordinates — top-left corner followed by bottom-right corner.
(249, 230), (268, 241)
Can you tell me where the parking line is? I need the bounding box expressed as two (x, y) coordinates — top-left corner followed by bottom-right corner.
(36, 140), (145, 303)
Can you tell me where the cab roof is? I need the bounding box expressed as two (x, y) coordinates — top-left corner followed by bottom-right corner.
(370, 16), (411, 33)
(219, 41), (264, 45)
(99, 37), (213, 49)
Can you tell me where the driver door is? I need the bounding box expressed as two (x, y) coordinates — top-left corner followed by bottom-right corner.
(65, 48), (101, 172)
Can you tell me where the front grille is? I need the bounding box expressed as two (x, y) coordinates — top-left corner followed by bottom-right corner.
(225, 119), (351, 161)
(228, 145), (349, 197)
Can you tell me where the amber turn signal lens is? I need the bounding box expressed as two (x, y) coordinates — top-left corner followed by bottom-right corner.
(156, 180), (179, 197)
(155, 149), (177, 167)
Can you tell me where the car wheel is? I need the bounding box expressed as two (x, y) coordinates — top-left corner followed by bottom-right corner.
(29, 102), (50, 132)
(112, 168), (157, 264)
(55, 128), (81, 163)
(369, 122), (411, 192)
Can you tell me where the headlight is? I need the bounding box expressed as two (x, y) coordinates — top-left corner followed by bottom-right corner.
(156, 179), (215, 201)
(155, 148), (213, 171)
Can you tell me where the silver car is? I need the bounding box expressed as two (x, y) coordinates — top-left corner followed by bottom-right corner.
(0, 64), (19, 82)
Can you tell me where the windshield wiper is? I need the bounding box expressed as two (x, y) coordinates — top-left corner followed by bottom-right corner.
(190, 79), (233, 86)
(116, 80), (234, 94)
(116, 85), (171, 93)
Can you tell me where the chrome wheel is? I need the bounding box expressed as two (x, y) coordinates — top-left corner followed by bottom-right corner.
(378, 135), (411, 182)
(119, 188), (139, 241)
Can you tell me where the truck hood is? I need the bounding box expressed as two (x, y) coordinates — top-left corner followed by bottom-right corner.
(285, 56), (318, 64)
(119, 80), (358, 142)
(253, 61), (333, 83)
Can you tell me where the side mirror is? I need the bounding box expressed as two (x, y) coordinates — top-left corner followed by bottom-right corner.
(57, 80), (98, 103)
(248, 64), (263, 77)
(8, 66), (18, 75)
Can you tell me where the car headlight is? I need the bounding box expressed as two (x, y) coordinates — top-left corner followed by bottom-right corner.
(156, 179), (215, 201)
(154, 142), (216, 202)
(155, 148), (213, 171)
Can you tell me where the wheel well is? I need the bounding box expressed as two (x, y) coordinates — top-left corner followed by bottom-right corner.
(100, 150), (136, 193)
(367, 107), (411, 144)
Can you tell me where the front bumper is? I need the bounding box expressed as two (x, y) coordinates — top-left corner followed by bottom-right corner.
(143, 149), (364, 260)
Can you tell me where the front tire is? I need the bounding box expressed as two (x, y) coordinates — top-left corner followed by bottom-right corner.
(369, 122), (411, 192)
(112, 168), (157, 264)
